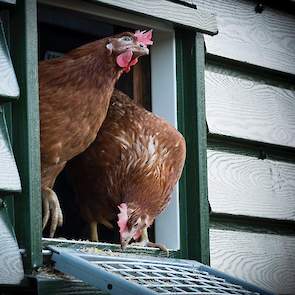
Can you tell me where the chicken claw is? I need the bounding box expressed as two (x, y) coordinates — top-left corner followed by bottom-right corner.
(42, 188), (63, 237)
(131, 228), (169, 256)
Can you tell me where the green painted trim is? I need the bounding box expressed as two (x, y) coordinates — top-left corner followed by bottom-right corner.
(210, 214), (295, 236)
(10, 0), (42, 271)
(208, 135), (295, 163)
(206, 54), (295, 85)
(176, 30), (209, 264)
(194, 33), (209, 265)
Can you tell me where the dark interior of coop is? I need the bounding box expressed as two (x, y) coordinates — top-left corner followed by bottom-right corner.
(38, 4), (155, 244)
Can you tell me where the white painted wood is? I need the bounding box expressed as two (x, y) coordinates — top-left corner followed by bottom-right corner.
(0, 109), (21, 193)
(0, 21), (19, 100)
(38, 0), (217, 34)
(88, 0), (217, 35)
(151, 30), (180, 250)
(38, 0), (173, 32)
(205, 64), (295, 148)
(0, 213), (24, 284)
(207, 150), (295, 221)
(197, 0), (295, 75)
(210, 229), (295, 294)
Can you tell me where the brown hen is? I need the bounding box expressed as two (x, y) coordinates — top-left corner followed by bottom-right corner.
(67, 89), (186, 251)
(39, 31), (152, 237)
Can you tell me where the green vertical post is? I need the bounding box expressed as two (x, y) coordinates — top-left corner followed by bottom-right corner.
(10, 0), (42, 271)
(176, 30), (209, 264)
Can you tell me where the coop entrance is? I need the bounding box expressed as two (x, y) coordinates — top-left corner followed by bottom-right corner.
(38, 3), (180, 250)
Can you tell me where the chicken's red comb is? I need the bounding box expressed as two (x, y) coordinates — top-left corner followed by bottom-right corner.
(117, 203), (128, 234)
(134, 30), (153, 46)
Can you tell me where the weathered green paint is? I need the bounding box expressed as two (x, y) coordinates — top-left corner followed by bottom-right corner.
(10, 0), (42, 271)
(208, 135), (295, 163)
(207, 54), (295, 85)
(176, 29), (209, 264)
(210, 214), (295, 236)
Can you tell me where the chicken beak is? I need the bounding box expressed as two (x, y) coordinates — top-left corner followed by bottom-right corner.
(120, 237), (132, 250)
(132, 45), (149, 57)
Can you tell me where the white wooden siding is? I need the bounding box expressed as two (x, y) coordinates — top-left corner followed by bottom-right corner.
(197, 0), (295, 75)
(205, 64), (295, 148)
(210, 229), (295, 294)
(207, 149), (295, 221)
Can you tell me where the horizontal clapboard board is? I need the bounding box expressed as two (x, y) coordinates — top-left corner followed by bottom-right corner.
(205, 64), (295, 148)
(0, 108), (21, 193)
(210, 229), (295, 294)
(0, 18), (19, 101)
(197, 0), (295, 75)
(207, 149), (295, 221)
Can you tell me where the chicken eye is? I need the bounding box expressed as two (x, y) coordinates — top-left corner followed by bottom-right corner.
(122, 36), (132, 42)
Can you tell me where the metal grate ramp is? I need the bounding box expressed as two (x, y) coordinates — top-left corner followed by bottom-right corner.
(48, 246), (275, 295)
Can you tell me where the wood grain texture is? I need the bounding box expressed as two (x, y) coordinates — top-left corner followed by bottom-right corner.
(207, 149), (295, 221)
(0, 207), (24, 284)
(196, 0), (295, 74)
(0, 107), (21, 193)
(89, 0), (217, 35)
(210, 229), (295, 294)
(0, 19), (19, 101)
(0, 0), (16, 4)
(205, 64), (295, 147)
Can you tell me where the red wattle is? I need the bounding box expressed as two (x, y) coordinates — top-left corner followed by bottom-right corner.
(116, 50), (133, 68)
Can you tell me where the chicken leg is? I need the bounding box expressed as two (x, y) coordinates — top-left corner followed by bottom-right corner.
(42, 187), (63, 237)
(132, 228), (169, 255)
(89, 221), (99, 242)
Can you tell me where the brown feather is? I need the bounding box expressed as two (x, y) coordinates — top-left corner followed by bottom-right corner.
(67, 89), (186, 234)
(40, 32), (150, 235)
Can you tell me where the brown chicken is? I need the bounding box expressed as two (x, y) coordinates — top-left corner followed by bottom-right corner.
(67, 89), (186, 251)
(39, 31), (153, 237)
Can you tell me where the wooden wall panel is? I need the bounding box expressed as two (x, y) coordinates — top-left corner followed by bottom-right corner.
(196, 0), (295, 74)
(0, 209), (24, 284)
(0, 108), (21, 193)
(207, 150), (295, 221)
(210, 229), (295, 294)
(205, 64), (295, 147)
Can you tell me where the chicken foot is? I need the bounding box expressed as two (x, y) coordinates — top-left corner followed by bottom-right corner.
(42, 187), (63, 237)
(132, 228), (169, 256)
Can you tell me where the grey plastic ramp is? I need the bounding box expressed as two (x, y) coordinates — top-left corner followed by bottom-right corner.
(48, 246), (276, 295)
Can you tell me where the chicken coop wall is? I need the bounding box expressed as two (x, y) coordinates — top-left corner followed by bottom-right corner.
(196, 0), (295, 293)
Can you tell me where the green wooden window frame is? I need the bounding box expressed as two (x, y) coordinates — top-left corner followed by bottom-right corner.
(6, 0), (212, 276)
(10, 0), (42, 272)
